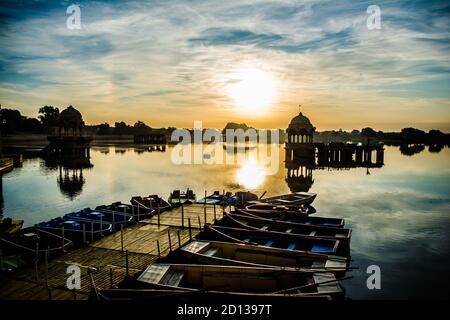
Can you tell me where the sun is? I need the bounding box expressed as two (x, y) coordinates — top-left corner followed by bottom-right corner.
(227, 67), (277, 114)
(236, 157), (266, 189)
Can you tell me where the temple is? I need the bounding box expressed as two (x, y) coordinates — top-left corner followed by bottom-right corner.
(44, 105), (93, 158)
(285, 109), (384, 192)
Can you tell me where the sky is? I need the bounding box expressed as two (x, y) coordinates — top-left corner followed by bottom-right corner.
(0, 0), (449, 131)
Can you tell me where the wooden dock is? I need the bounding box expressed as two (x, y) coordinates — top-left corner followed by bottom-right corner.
(0, 204), (227, 300)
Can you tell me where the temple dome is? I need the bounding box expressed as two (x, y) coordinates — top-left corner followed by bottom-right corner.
(287, 112), (315, 133)
(59, 105), (84, 128)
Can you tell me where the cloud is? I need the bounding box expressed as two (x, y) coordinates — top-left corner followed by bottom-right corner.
(0, 0), (449, 129)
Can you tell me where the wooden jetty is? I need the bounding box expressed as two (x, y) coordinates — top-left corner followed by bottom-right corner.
(0, 204), (226, 300)
(0, 158), (14, 174)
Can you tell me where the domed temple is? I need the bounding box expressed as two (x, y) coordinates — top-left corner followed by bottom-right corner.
(45, 105), (93, 158)
(284, 107), (385, 192)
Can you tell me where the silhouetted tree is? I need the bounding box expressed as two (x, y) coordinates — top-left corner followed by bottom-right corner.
(360, 127), (377, 137)
(38, 106), (60, 126)
(96, 123), (111, 135)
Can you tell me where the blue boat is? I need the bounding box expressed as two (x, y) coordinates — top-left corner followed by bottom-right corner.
(35, 217), (113, 242)
(196, 191), (236, 206)
(64, 208), (135, 226)
(95, 202), (155, 220)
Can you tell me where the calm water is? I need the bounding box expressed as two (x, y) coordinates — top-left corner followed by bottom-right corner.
(1, 144), (449, 299)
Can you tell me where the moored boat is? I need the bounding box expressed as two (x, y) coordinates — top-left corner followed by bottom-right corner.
(196, 191), (236, 206)
(0, 218), (24, 235)
(199, 224), (342, 255)
(131, 195), (171, 212)
(134, 263), (344, 299)
(0, 226), (73, 260)
(259, 192), (317, 206)
(179, 240), (348, 276)
(64, 208), (135, 227)
(168, 189), (196, 206)
(95, 202), (154, 220)
(236, 208), (344, 227)
(35, 217), (113, 243)
(219, 213), (351, 248)
(245, 203), (312, 215)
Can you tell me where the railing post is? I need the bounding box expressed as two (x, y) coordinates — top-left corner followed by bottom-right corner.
(61, 226), (65, 251)
(109, 267), (113, 288)
(90, 221), (94, 243)
(188, 218), (192, 240)
(112, 211), (115, 231)
(198, 216), (202, 229)
(168, 230), (172, 252)
(125, 250), (129, 276)
(34, 242), (39, 282)
(177, 230), (181, 248)
(157, 202), (161, 228)
(213, 204), (217, 222)
(181, 204), (184, 227)
(157, 239), (161, 258)
(82, 224), (86, 244)
(120, 224), (124, 252)
(204, 206), (207, 225)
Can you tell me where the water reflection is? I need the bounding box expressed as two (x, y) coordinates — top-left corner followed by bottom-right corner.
(1, 144), (449, 299)
(399, 144), (425, 156)
(236, 157), (266, 189)
(44, 157), (93, 200)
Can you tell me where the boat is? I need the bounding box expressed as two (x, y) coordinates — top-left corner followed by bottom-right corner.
(199, 224), (341, 255)
(0, 226), (73, 260)
(95, 202), (155, 220)
(245, 203), (312, 216)
(64, 208), (135, 227)
(35, 217), (113, 243)
(218, 213), (351, 248)
(0, 217), (24, 235)
(168, 189), (196, 206)
(196, 191), (236, 206)
(134, 263), (344, 299)
(259, 192), (317, 206)
(235, 208), (345, 228)
(131, 195), (171, 212)
(179, 240), (348, 276)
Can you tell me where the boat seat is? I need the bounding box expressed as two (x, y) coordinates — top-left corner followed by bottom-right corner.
(260, 225), (269, 231)
(160, 270), (184, 287)
(309, 231), (317, 236)
(204, 247), (219, 257)
(243, 238), (251, 243)
(265, 240), (274, 247)
(287, 243), (297, 250)
(285, 229), (293, 233)
(311, 245), (333, 253)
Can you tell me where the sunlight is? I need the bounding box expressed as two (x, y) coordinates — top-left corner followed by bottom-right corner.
(236, 157), (266, 189)
(227, 67), (277, 114)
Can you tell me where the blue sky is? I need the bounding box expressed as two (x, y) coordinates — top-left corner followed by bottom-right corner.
(0, 0), (449, 130)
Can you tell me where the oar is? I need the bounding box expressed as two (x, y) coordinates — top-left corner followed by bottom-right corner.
(259, 191), (267, 199)
(271, 275), (354, 294)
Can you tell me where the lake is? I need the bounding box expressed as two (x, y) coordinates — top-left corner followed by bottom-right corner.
(1, 144), (449, 299)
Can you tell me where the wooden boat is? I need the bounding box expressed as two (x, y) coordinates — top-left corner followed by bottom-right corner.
(35, 217), (113, 243)
(0, 226), (73, 260)
(131, 195), (171, 212)
(196, 191), (236, 206)
(200, 224), (341, 255)
(236, 208), (344, 227)
(245, 203), (312, 216)
(259, 192), (317, 206)
(179, 240), (348, 276)
(0, 218), (24, 235)
(219, 213), (351, 248)
(135, 263), (344, 299)
(95, 202), (154, 220)
(168, 189), (196, 206)
(64, 208), (135, 227)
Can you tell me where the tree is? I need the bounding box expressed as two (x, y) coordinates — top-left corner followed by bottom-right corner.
(133, 121), (151, 135)
(38, 106), (59, 126)
(97, 123), (111, 135)
(360, 127), (377, 137)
